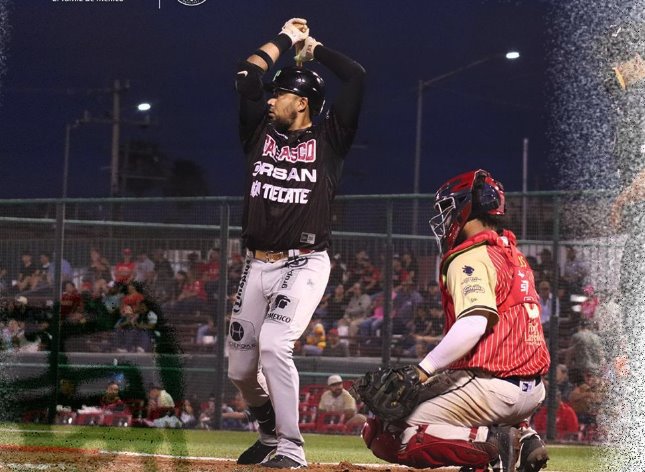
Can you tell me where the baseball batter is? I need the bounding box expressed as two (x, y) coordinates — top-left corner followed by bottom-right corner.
(359, 170), (550, 472)
(227, 18), (365, 469)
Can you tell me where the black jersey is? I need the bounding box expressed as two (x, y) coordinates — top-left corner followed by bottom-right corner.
(235, 45), (365, 252)
(241, 111), (354, 251)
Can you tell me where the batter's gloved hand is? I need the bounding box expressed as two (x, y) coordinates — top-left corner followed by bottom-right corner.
(349, 365), (426, 422)
(280, 18), (309, 47)
(294, 37), (322, 63)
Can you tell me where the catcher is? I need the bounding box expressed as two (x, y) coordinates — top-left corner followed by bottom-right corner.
(352, 170), (550, 472)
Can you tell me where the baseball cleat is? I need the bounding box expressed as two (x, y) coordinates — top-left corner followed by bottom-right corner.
(261, 454), (307, 469)
(517, 432), (548, 471)
(237, 440), (277, 465)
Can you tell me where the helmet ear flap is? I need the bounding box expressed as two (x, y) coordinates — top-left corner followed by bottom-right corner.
(476, 182), (502, 212)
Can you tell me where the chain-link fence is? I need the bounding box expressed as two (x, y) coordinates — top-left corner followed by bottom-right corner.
(0, 192), (620, 442)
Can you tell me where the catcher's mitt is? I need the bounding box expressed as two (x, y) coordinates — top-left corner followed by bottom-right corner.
(349, 365), (423, 422)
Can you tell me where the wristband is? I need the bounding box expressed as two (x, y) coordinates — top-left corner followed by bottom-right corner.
(270, 33), (293, 54)
(253, 49), (274, 70)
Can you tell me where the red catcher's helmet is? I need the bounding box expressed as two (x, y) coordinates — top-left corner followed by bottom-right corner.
(429, 169), (505, 254)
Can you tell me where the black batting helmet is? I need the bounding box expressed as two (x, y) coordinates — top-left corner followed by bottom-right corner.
(266, 66), (326, 115)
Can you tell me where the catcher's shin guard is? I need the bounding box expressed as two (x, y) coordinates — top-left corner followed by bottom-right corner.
(362, 417), (400, 464)
(398, 429), (500, 469)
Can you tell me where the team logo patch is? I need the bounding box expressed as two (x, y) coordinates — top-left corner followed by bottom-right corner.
(462, 266), (475, 276)
(463, 284), (485, 296)
(265, 294), (299, 324)
(228, 319), (257, 351)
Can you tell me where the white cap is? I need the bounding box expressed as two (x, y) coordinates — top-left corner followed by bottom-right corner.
(15, 296), (28, 305)
(327, 374), (343, 386)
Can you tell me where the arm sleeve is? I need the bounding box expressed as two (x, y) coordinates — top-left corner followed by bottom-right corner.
(235, 60), (268, 151)
(313, 45), (366, 129)
(418, 315), (488, 374)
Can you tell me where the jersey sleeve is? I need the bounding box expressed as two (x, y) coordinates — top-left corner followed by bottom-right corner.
(446, 245), (499, 328)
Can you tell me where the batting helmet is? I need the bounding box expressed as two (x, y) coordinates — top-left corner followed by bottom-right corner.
(266, 66), (326, 115)
(429, 169), (505, 255)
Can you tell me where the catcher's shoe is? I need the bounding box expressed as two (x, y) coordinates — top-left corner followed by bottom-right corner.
(517, 431), (548, 472)
(261, 454), (307, 469)
(237, 440), (277, 465)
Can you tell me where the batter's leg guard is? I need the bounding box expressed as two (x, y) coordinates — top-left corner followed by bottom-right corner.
(249, 400), (276, 437)
(398, 429), (500, 469)
(362, 417), (400, 464)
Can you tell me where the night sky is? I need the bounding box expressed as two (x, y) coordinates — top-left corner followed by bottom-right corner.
(0, 0), (555, 199)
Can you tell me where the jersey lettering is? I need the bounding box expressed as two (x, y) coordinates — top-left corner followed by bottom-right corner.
(250, 181), (311, 204)
(261, 135), (317, 163)
(252, 161), (317, 183)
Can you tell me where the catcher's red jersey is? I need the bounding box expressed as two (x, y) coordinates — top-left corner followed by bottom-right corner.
(439, 229), (550, 377)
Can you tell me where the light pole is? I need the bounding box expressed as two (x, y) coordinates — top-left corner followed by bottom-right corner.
(411, 51), (520, 234)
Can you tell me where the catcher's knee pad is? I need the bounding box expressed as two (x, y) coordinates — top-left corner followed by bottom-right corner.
(362, 418), (400, 464)
(398, 430), (499, 469)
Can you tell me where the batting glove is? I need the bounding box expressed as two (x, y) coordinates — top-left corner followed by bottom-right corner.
(294, 36), (322, 63)
(280, 18), (309, 46)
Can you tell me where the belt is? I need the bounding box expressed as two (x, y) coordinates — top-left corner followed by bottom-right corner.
(252, 249), (314, 263)
(500, 376), (542, 387)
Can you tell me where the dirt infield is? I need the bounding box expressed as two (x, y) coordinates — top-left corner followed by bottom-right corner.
(0, 446), (438, 471)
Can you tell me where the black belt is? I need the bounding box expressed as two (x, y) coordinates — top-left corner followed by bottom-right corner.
(500, 376), (541, 387)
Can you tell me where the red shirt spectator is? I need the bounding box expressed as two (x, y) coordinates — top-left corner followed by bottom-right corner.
(122, 283), (145, 309)
(60, 282), (82, 318)
(532, 397), (579, 440)
(114, 248), (135, 284)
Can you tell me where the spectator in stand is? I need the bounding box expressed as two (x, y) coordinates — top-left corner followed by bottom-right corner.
(526, 255), (539, 272)
(60, 281), (85, 326)
(114, 304), (139, 353)
(29, 252), (73, 293)
(395, 303), (430, 358)
(322, 328), (349, 357)
(133, 299), (158, 353)
(532, 390), (579, 441)
(391, 279), (424, 334)
(536, 248), (556, 283)
(358, 290), (395, 339)
(196, 317), (217, 345)
(102, 281), (124, 317)
(198, 395), (221, 429)
(391, 255), (410, 289)
(328, 254), (346, 290)
(87, 247), (112, 296)
(359, 257), (381, 295)
(420, 280), (442, 309)
(150, 249), (174, 303)
(134, 250), (155, 286)
(114, 248), (135, 285)
(556, 364), (573, 402)
(538, 280), (557, 334)
(1, 318), (25, 351)
(122, 282), (145, 311)
(100, 381), (128, 412)
(318, 374), (366, 432)
(201, 248), (221, 306)
(319, 283), (347, 331)
(565, 319), (606, 385)
(178, 399), (198, 429)
(165, 270), (207, 317)
(222, 392), (258, 431)
(344, 282), (372, 337)
(302, 321), (326, 356)
(145, 385), (180, 428)
(563, 246), (589, 295)
(15, 251), (39, 292)
(569, 370), (604, 427)
(400, 249), (419, 286)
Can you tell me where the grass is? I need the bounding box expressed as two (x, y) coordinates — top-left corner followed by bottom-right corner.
(0, 423), (602, 471)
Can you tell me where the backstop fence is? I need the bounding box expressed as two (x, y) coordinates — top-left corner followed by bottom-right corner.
(0, 191), (622, 442)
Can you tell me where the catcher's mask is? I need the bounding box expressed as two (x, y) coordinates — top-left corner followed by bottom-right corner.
(265, 66), (326, 116)
(429, 169), (505, 255)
